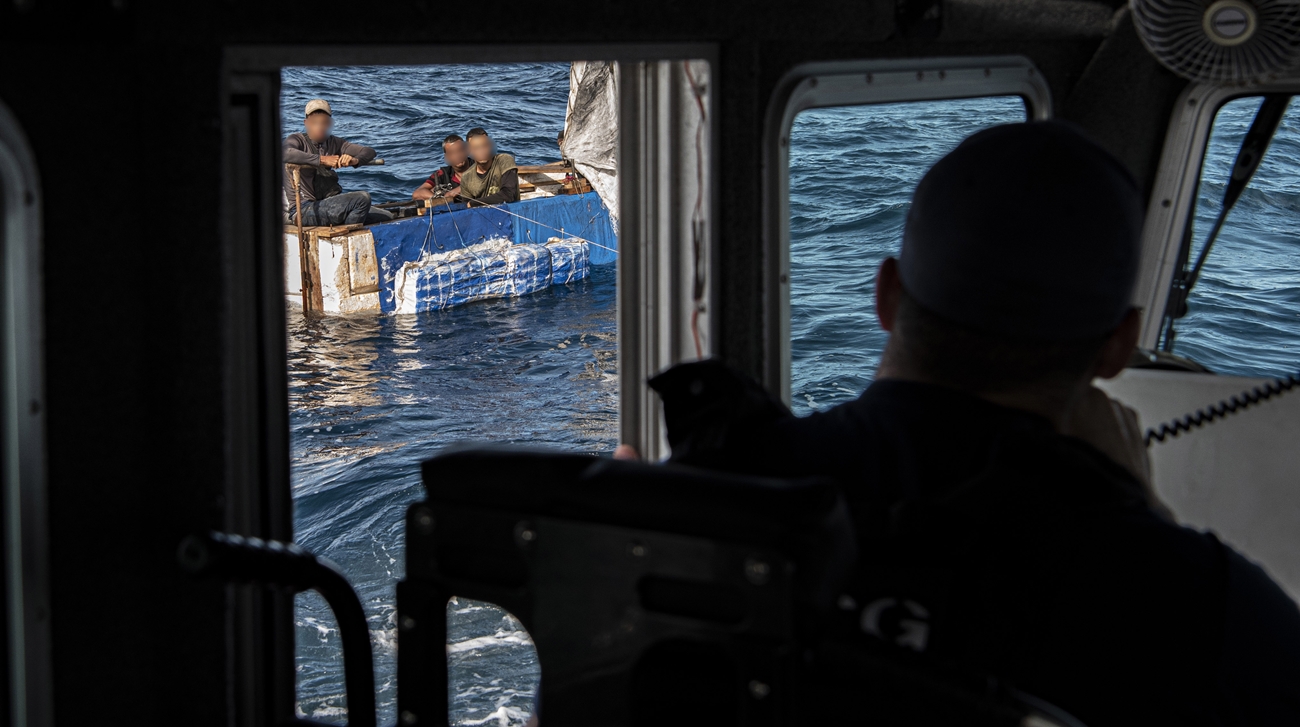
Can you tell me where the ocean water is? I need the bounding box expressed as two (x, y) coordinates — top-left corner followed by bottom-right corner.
(284, 68), (1300, 725)
(1172, 96), (1300, 375)
(787, 96), (1028, 415)
(284, 61), (612, 726)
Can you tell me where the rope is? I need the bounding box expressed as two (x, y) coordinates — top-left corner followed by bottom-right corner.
(420, 201), (444, 253)
(440, 195), (468, 248)
(1144, 372), (1300, 446)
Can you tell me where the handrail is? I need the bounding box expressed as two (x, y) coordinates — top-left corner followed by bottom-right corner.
(178, 532), (376, 727)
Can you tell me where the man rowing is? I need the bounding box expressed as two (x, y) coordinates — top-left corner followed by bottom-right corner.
(282, 99), (392, 226)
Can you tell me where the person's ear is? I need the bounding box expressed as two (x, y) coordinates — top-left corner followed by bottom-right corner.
(1095, 307), (1142, 379)
(876, 257), (903, 333)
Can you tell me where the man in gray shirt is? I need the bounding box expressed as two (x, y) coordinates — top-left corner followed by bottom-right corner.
(282, 99), (391, 226)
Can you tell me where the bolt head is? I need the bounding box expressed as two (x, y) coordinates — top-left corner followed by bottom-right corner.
(413, 508), (435, 534)
(744, 558), (771, 585)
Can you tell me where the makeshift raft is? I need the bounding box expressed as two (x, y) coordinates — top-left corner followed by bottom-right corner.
(285, 189), (616, 315)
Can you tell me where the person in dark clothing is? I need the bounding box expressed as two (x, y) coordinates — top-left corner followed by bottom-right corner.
(282, 98), (392, 226)
(457, 127), (519, 206)
(647, 121), (1300, 726)
(412, 133), (474, 201)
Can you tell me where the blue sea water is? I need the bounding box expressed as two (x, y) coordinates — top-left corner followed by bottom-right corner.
(284, 62), (609, 726)
(283, 67), (1300, 725)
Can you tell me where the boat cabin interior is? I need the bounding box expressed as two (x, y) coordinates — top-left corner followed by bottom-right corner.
(2, 0), (1298, 725)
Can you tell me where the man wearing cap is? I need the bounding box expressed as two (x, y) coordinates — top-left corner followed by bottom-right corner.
(646, 121), (1300, 724)
(283, 99), (391, 226)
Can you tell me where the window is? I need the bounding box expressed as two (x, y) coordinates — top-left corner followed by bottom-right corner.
(269, 56), (713, 726)
(283, 62), (615, 725)
(1165, 95), (1300, 377)
(787, 96), (1027, 415)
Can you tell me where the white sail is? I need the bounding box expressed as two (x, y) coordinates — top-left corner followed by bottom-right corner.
(563, 61), (619, 231)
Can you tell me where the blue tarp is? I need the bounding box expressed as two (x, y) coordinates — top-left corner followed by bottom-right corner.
(510, 192), (618, 266)
(392, 240), (591, 313)
(369, 191), (616, 312)
(405, 243), (552, 312)
(547, 239), (591, 286)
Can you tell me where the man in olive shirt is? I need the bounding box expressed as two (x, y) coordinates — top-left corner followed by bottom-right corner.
(282, 98), (392, 226)
(456, 127), (519, 206)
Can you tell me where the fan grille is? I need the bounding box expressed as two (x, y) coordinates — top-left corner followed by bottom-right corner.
(1132, 0), (1300, 85)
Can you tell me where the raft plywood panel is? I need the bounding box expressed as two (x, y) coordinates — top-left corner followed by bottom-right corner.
(345, 233), (380, 295)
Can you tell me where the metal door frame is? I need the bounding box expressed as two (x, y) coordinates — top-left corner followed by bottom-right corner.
(222, 43), (717, 723)
(1134, 77), (1300, 348)
(1, 98), (52, 727)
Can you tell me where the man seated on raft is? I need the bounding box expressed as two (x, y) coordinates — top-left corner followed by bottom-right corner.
(636, 121), (1300, 725)
(452, 127), (520, 207)
(282, 98), (392, 226)
(412, 133), (474, 202)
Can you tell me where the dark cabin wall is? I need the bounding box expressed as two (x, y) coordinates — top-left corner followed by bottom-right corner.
(1061, 8), (1191, 199)
(0, 1), (1180, 724)
(0, 34), (232, 727)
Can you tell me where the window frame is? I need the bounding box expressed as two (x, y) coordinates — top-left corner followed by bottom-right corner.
(761, 56), (1052, 403)
(1134, 78), (1300, 349)
(221, 43), (717, 723)
(1, 98), (53, 727)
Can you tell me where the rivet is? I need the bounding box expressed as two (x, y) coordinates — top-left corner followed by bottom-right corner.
(401, 616), (417, 631)
(516, 521), (537, 545)
(745, 558), (770, 585)
(400, 710), (418, 726)
(414, 508), (435, 534)
(749, 680), (770, 699)
(630, 542), (647, 557)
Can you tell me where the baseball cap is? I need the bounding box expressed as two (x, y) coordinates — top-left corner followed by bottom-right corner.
(898, 120), (1145, 342)
(305, 99), (333, 117)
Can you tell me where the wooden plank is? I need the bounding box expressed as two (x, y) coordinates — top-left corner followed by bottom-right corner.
(286, 223), (365, 236)
(315, 223), (365, 238)
(518, 180), (566, 192)
(304, 232), (325, 315)
(516, 163), (571, 174)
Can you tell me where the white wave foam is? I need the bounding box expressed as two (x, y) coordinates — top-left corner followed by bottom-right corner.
(447, 629), (535, 654)
(459, 705), (530, 727)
